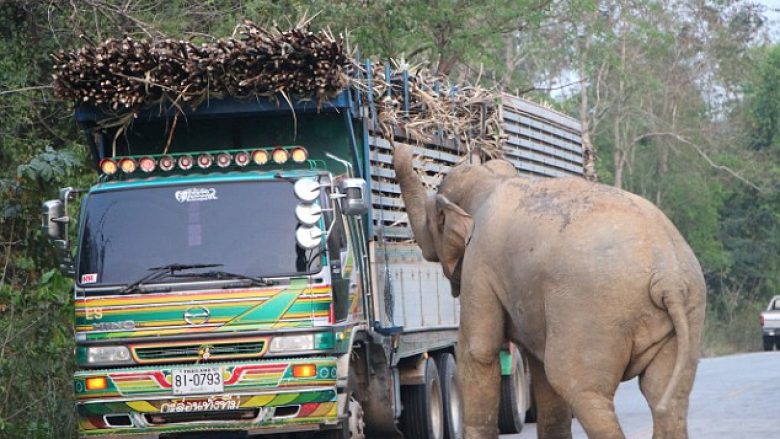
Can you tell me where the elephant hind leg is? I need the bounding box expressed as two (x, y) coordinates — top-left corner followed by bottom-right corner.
(526, 354), (573, 439)
(564, 391), (624, 439)
(639, 336), (698, 439)
(543, 333), (628, 439)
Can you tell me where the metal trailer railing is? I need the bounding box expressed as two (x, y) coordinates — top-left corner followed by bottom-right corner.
(352, 62), (584, 243)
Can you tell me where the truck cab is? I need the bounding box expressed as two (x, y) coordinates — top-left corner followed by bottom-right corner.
(44, 93), (378, 438)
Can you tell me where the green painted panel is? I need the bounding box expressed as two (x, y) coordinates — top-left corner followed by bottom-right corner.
(500, 349), (512, 376)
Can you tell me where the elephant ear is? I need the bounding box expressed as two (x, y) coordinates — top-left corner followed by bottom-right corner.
(435, 194), (474, 282)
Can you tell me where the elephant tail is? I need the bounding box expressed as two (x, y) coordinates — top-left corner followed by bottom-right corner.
(655, 286), (690, 414)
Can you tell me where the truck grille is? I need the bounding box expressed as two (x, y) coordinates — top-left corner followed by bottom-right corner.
(132, 338), (267, 363)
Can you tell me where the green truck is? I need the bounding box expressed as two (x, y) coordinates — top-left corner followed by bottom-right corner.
(43, 67), (583, 438)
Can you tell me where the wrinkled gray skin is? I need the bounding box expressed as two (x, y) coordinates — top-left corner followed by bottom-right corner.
(392, 145), (706, 439)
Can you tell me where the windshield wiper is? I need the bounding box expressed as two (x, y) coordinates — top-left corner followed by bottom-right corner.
(183, 270), (276, 287)
(118, 263), (223, 294)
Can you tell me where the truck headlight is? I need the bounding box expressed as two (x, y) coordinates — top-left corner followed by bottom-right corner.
(269, 334), (315, 353)
(86, 346), (133, 366)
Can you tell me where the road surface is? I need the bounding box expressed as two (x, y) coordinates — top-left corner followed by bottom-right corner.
(507, 351), (780, 438)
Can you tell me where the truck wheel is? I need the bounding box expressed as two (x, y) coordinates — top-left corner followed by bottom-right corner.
(316, 396), (365, 439)
(498, 352), (528, 434)
(764, 337), (774, 351)
(435, 353), (462, 439)
(524, 382), (537, 423)
(401, 357), (444, 439)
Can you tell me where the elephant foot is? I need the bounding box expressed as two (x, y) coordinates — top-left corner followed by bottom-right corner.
(464, 424), (499, 439)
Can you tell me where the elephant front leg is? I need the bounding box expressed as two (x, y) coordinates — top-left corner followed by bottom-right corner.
(456, 290), (506, 439)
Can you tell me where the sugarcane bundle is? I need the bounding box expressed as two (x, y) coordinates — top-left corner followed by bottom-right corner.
(352, 61), (505, 159)
(51, 20), (501, 159)
(51, 20), (349, 110)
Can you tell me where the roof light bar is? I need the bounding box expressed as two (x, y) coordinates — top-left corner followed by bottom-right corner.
(98, 147), (311, 176)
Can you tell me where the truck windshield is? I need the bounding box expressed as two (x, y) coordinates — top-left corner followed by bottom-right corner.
(77, 179), (321, 289)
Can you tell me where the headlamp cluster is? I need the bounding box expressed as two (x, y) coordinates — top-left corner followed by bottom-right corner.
(293, 178), (324, 250)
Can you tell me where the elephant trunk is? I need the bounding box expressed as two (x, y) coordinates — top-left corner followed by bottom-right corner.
(392, 144), (439, 262)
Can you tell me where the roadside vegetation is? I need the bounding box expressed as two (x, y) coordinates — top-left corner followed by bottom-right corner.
(0, 1), (778, 437)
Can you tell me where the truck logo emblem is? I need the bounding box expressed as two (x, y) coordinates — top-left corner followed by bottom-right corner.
(93, 320), (135, 331)
(175, 188), (218, 203)
(184, 306), (211, 325)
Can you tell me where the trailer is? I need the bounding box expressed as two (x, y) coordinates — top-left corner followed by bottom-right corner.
(43, 63), (582, 439)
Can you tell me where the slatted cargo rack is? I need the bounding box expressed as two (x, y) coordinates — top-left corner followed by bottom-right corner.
(365, 85), (583, 242)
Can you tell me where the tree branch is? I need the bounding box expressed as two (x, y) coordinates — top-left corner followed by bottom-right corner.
(631, 131), (763, 191)
(0, 85), (52, 96)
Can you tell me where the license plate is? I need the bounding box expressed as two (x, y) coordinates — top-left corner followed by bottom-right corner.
(171, 367), (224, 395)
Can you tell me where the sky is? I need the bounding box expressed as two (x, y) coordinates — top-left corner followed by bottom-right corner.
(757, 0), (780, 39)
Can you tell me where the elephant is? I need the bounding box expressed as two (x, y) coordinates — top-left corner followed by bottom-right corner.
(391, 144), (706, 439)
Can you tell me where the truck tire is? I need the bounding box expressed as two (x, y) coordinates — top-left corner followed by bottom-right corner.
(315, 396), (365, 439)
(498, 353), (528, 434)
(524, 382), (537, 424)
(435, 353), (462, 439)
(764, 336), (774, 351)
(400, 357), (444, 439)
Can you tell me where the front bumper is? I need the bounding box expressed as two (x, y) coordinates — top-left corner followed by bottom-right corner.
(76, 357), (340, 438)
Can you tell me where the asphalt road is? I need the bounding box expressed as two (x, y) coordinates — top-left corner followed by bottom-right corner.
(507, 351), (780, 438)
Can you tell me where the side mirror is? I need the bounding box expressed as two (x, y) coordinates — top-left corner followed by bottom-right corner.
(338, 178), (369, 216)
(42, 199), (66, 240)
(42, 187), (82, 275)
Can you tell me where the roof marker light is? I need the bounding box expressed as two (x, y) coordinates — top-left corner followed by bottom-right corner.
(197, 153), (213, 169)
(291, 147), (308, 163)
(119, 158), (137, 174)
(216, 153), (231, 168)
(139, 157), (156, 173)
(252, 150), (269, 165)
(234, 151), (250, 167)
(100, 159), (118, 175)
(159, 156), (175, 171)
(272, 148), (289, 164)
(178, 155), (194, 170)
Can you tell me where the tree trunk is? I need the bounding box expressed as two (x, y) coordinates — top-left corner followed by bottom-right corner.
(579, 55), (598, 182)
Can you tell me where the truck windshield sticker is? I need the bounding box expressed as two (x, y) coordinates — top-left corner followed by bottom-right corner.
(175, 188), (218, 203)
(81, 273), (98, 284)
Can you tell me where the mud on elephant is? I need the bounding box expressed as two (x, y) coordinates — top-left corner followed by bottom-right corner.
(392, 144), (706, 439)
